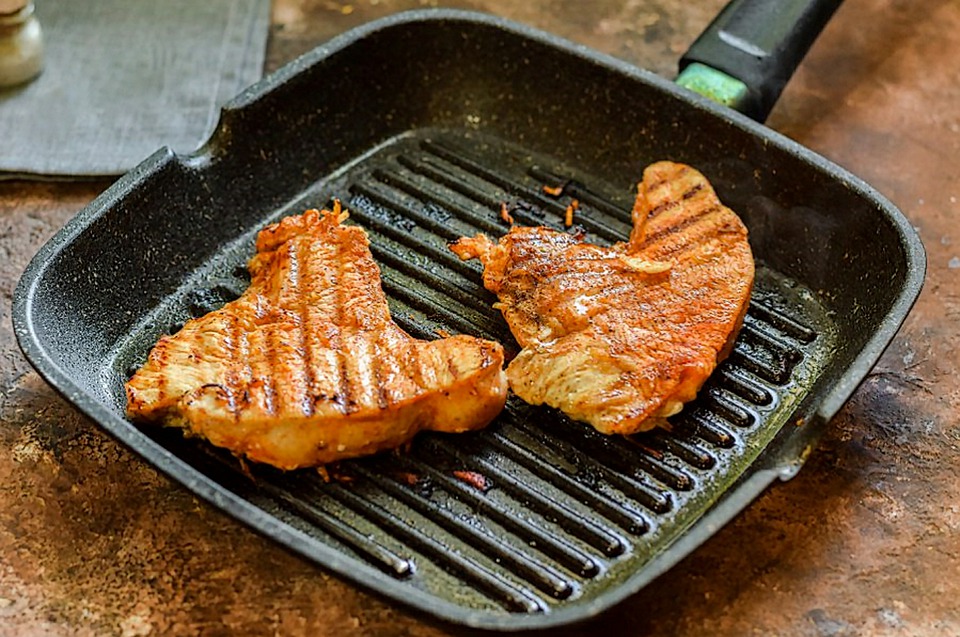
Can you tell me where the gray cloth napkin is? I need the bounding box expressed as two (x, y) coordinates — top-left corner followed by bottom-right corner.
(0, 0), (270, 178)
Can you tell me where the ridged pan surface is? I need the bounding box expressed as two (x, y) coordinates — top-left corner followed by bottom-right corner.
(111, 130), (836, 626)
(13, 10), (923, 632)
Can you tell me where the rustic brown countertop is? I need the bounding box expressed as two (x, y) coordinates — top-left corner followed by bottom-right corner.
(1, 1), (957, 635)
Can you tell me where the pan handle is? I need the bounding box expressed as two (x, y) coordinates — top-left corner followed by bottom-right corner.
(677, 0), (844, 122)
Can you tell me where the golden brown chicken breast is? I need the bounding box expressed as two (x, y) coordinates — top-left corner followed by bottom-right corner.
(451, 161), (754, 435)
(126, 204), (508, 469)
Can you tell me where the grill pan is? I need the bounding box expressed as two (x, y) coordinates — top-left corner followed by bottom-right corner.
(13, 1), (925, 631)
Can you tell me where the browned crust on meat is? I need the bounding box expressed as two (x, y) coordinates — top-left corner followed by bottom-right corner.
(126, 205), (507, 469)
(451, 161), (754, 435)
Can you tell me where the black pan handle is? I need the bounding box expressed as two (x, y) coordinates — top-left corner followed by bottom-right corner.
(677, 0), (844, 122)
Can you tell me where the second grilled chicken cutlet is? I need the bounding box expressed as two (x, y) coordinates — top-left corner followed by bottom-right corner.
(126, 205), (507, 469)
(451, 161), (754, 435)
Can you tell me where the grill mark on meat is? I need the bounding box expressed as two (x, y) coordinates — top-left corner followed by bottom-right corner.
(645, 213), (737, 262)
(220, 314), (238, 415)
(249, 291), (278, 416)
(644, 185), (704, 223)
(334, 238), (354, 414)
(262, 364), (277, 416)
(237, 314), (253, 412)
(524, 230), (571, 252)
(376, 330), (406, 408)
(125, 207), (508, 469)
(636, 204), (720, 251)
(681, 182), (705, 200)
(446, 353), (461, 385)
(311, 238), (343, 411)
(645, 196), (681, 219)
(506, 251), (654, 291)
(404, 336), (428, 395)
(643, 170), (679, 197)
(276, 242), (304, 417)
(643, 166), (692, 218)
(451, 161), (752, 436)
(373, 335), (389, 410)
(153, 339), (169, 404)
(353, 334), (380, 412)
(294, 238), (316, 417)
(197, 383), (234, 412)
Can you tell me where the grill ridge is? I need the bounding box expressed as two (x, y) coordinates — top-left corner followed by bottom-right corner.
(421, 436), (628, 558)
(741, 316), (803, 364)
(540, 415), (697, 492)
(730, 340), (792, 384)
(350, 465), (575, 599)
(367, 242), (495, 317)
(320, 479), (546, 613)
(647, 431), (717, 471)
(681, 407), (739, 448)
(346, 193), (482, 279)
(387, 455), (602, 578)
(261, 479), (416, 578)
(420, 140), (628, 242)
(400, 153), (559, 232)
(749, 300), (817, 343)
(351, 180), (463, 240)
(526, 166), (634, 224)
(382, 303), (437, 339)
(718, 367), (774, 405)
(397, 155), (509, 212)
(702, 387), (757, 428)
(504, 411), (675, 514)
(126, 131), (833, 618)
(483, 431), (652, 536)
(378, 272), (500, 341)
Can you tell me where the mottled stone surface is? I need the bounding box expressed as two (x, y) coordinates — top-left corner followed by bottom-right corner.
(2, 1), (958, 635)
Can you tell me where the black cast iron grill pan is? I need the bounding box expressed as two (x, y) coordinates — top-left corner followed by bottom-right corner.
(13, 2), (925, 631)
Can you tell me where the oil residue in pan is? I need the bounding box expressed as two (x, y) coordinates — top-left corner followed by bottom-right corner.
(111, 129), (837, 618)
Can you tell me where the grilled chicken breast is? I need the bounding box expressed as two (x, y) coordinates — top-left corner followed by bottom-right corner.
(451, 161), (754, 435)
(126, 205), (508, 469)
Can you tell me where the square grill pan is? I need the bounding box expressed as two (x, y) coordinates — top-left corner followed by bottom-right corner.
(13, 10), (924, 631)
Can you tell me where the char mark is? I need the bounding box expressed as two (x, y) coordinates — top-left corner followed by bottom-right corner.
(334, 239), (354, 414)
(294, 238), (316, 417)
(636, 204), (720, 251)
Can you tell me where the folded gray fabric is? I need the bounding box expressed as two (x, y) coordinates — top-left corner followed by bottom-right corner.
(0, 0), (270, 178)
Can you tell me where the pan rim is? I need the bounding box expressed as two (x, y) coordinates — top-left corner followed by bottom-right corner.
(11, 8), (926, 632)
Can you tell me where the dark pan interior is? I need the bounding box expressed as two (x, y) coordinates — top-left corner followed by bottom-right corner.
(14, 10), (923, 631)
